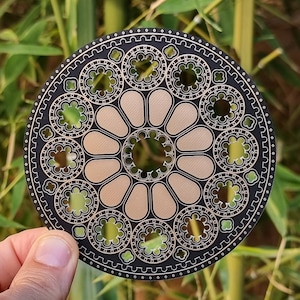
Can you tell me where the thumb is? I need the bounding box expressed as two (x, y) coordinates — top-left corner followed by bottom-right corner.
(1, 230), (79, 300)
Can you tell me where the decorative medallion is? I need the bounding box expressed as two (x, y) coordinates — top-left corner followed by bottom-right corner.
(24, 28), (276, 280)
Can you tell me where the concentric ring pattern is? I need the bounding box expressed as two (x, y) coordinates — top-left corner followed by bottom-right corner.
(24, 28), (276, 280)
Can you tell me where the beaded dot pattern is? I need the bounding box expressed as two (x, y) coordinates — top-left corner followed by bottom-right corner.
(24, 29), (276, 280)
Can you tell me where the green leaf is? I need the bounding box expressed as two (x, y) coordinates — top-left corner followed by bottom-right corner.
(276, 163), (300, 191)
(15, 4), (41, 36)
(181, 273), (195, 286)
(10, 159), (26, 219)
(65, 0), (78, 51)
(233, 245), (300, 259)
(0, 215), (26, 229)
(2, 81), (22, 119)
(194, 0), (222, 32)
(96, 276), (125, 297)
(69, 261), (103, 300)
(266, 175), (287, 237)
(281, 267), (300, 287)
(270, 58), (300, 87)
(3, 54), (29, 89)
(157, 0), (199, 14)
(162, 14), (179, 30)
(233, 245), (279, 258)
(0, 43), (62, 56)
(140, 19), (159, 28)
(77, 0), (96, 47)
(10, 175), (26, 219)
(215, 0), (235, 45)
(0, 29), (19, 42)
(20, 19), (48, 44)
(257, 2), (291, 24)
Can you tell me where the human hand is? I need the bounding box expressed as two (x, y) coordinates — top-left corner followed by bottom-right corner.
(0, 227), (79, 300)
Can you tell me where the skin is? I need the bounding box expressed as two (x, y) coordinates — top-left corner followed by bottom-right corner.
(0, 228), (79, 300)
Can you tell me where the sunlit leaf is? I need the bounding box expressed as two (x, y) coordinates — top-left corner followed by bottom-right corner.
(3, 54), (29, 88)
(140, 19), (159, 28)
(194, 0), (222, 32)
(157, 0), (199, 14)
(266, 176), (287, 237)
(2, 81), (22, 119)
(15, 4), (41, 36)
(96, 276), (125, 297)
(181, 273), (195, 286)
(233, 245), (279, 258)
(0, 215), (26, 229)
(69, 261), (104, 300)
(276, 163), (300, 191)
(0, 29), (18, 42)
(0, 43), (63, 55)
(10, 158), (26, 219)
(65, 0), (78, 51)
(20, 19), (48, 43)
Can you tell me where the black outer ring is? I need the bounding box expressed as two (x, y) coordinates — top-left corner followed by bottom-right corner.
(24, 28), (276, 280)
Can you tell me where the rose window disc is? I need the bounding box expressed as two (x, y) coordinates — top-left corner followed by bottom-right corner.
(24, 28), (276, 280)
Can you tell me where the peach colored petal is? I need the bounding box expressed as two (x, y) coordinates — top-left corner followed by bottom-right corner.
(120, 90), (145, 127)
(85, 159), (120, 183)
(166, 103), (198, 135)
(125, 184), (148, 220)
(83, 131), (119, 155)
(176, 126), (213, 152)
(168, 172), (201, 204)
(100, 174), (131, 207)
(96, 106), (128, 137)
(149, 89), (172, 127)
(152, 183), (177, 219)
(177, 155), (214, 179)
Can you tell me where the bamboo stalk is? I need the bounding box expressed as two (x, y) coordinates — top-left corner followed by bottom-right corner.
(77, 0), (96, 47)
(264, 237), (287, 300)
(0, 122), (16, 197)
(226, 254), (245, 300)
(50, 0), (71, 58)
(233, 0), (255, 73)
(203, 267), (217, 300)
(225, 1), (255, 299)
(251, 48), (283, 75)
(104, 0), (128, 34)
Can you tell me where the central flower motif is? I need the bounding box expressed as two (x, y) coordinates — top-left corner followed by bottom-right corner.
(122, 129), (175, 181)
(82, 89), (215, 221)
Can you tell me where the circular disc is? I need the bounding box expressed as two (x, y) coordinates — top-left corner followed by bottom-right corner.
(24, 28), (276, 280)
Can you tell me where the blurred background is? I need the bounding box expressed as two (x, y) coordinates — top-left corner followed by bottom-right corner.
(1, 0), (300, 299)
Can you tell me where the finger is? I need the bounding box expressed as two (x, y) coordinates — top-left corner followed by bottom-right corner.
(0, 227), (48, 291)
(0, 230), (79, 300)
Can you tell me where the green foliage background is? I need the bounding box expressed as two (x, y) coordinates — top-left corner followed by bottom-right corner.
(1, 0), (300, 299)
